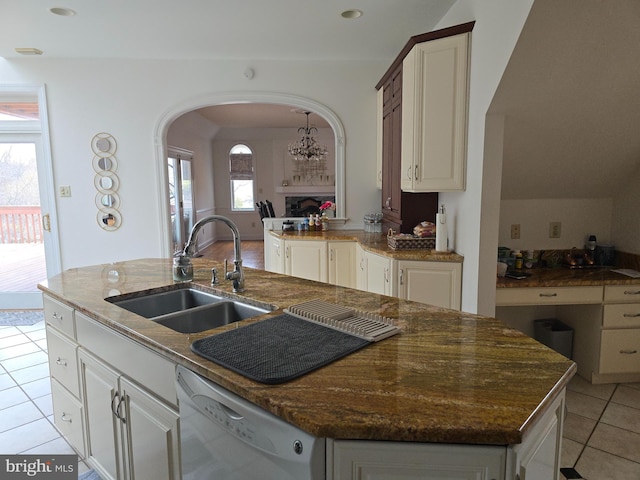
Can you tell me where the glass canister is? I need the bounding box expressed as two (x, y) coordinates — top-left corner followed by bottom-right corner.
(173, 255), (193, 282)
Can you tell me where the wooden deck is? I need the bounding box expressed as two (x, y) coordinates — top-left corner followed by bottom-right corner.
(0, 240), (264, 294)
(0, 243), (47, 292)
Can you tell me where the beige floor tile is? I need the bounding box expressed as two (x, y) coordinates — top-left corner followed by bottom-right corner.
(624, 382), (640, 391)
(563, 412), (597, 444)
(576, 446), (640, 480)
(561, 437), (583, 468)
(601, 402), (640, 434)
(0, 342), (41, 362)
(566, 389), (608, 420)
(1, 350), (49, 372)
(22, 436), (77, 456)
(0, 400), (44, 433)
(0, 417), (61, 454)
(568, 374), (617, 400)
(0, 333), (32, 350)
(588, 422), (640, 463)
(0, 371), (17, 391)
(0, 385), (29, 410)
(611, 385), (640, 410)
(9, 362), (50, 384)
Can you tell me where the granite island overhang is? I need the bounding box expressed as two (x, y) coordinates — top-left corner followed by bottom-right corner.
(38, 257), (576, 446)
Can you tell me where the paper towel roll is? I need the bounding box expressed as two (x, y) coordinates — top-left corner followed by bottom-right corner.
(435, 205), (448, 252)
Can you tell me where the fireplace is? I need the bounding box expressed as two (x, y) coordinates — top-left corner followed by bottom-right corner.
(285, 196), (335, 217)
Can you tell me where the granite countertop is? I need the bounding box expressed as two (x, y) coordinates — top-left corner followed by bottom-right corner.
(39, 258), (574, 445)
(496, 266), (640, 288)
(271, 229), (464, 262)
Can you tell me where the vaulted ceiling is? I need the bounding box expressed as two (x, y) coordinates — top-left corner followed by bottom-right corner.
(491, 0), (640, 200)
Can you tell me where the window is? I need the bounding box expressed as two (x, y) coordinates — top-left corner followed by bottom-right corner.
(229, 144), (254, 211)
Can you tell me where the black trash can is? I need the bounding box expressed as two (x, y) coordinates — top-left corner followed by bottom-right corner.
(533, 319), (573, 359)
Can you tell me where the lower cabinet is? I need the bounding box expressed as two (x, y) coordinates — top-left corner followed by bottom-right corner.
(79, 350), (180, 480)
(398, 260), (462, 310)
(285, 239), (328, 283)
(44, 293), (181, 480)
(363, 250), (395, 297)
(330, 441), (505, 479)
(328, 241), (357, 288)
(329, 391), (565, 480)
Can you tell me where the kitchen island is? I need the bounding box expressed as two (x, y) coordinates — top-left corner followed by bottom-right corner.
(40, 258), (575, 479)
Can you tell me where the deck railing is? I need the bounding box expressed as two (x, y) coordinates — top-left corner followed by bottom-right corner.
(0, 206), (43, 244)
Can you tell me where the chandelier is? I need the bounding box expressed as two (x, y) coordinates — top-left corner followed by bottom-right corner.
(288, 111), (328, 176)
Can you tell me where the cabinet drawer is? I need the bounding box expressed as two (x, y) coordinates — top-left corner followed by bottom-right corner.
(604, 285), (640, 303)
(43, 295), (76, 339)
(51, 378), (85, 456)
(495, 286), (602, 306)
(46, 327), (80, 397)
(76, 312), (177, 407)
(600, 329), (640, 374)
(603, 304), (640, 329)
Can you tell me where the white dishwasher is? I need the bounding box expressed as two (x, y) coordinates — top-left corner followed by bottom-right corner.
(176, 365), (325, 479)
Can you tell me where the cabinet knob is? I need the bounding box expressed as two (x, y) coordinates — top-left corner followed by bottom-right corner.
(415, 165), (419, 181)
(620, 349), (638, 355)
(60, 412), (72, 423)
(385, 197), (392, 208)
(624, 290), (640, 295)
(539, 293), (558, 297)
(623, 313), (640, 318)
(407, 166), (413, 180)
(51, 312), (63, 322)
(55, 357), (67, 367)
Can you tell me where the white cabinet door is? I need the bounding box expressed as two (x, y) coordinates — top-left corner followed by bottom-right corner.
(355, 244), (367, 291)
(398, 260), (461, 310)
(79, 349), (122, 480)
(121, 377), (181, 480)
(284, 240), (328, 282)
(267, 236), (284, 274)
(331, 440), (505, 480)
(365, 252), (394, 297)
(79, 348), (180, 480)
(328, 241), (356, 288)
(401, 32), (469, 192)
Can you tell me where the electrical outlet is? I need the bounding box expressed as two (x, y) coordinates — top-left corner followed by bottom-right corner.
(59, 185), (71, 197)
(510, 224), (520, 240)
(549, 222), (561, 238)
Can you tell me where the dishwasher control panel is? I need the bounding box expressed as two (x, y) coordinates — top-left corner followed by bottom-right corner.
(194, 394), (277, 453)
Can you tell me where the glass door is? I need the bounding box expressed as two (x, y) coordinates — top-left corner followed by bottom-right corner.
(0, 137), (52, 308)
(168, 152), (194, 254)
(0, 87), (61, 309)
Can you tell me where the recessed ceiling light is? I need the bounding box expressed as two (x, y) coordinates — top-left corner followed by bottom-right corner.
(341, 9), (363, 19)
(15, 48), (43, 55)
(49, 7), (76, 16)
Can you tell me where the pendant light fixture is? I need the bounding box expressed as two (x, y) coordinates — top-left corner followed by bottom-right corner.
(288, 111), (328, 176)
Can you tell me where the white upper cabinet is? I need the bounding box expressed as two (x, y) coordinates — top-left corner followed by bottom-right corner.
(401, 32), (470, 192)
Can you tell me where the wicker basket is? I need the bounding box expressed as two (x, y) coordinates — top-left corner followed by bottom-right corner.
(387, 233), (435, 250)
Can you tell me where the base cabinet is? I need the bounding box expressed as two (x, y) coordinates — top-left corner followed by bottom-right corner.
(398, 260), (462, 310)
(330, 441), (505, 479)
(44, 293), (181, 480)
(79, 350), (180, 480)
(329, 391), (565, 480)
(285, 239), (328, 283)
(362, 251), (395, 297)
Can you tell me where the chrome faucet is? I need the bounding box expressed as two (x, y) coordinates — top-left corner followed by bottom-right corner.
(181, 215), (245, 293)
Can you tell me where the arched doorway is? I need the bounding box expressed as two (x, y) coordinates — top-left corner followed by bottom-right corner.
(153, 92), (346, 256)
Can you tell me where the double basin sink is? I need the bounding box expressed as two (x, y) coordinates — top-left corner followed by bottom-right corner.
(106, 287), (272, 333)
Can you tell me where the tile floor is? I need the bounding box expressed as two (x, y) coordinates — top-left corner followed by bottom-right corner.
(1, 317), (639, 480)
(0, 319), (94, 477)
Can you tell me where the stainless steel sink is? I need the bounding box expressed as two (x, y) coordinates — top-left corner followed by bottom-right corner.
(106, 287), (271, 333)
(108, 288), (223, 318)
(153, 301), (269, 333)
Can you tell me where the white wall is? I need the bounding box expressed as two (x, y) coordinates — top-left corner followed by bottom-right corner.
(499, 198), (613, 250)
(612, 164), (640, 255)
(435, 0), (535, 315)
(0, 57), (384, 270)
